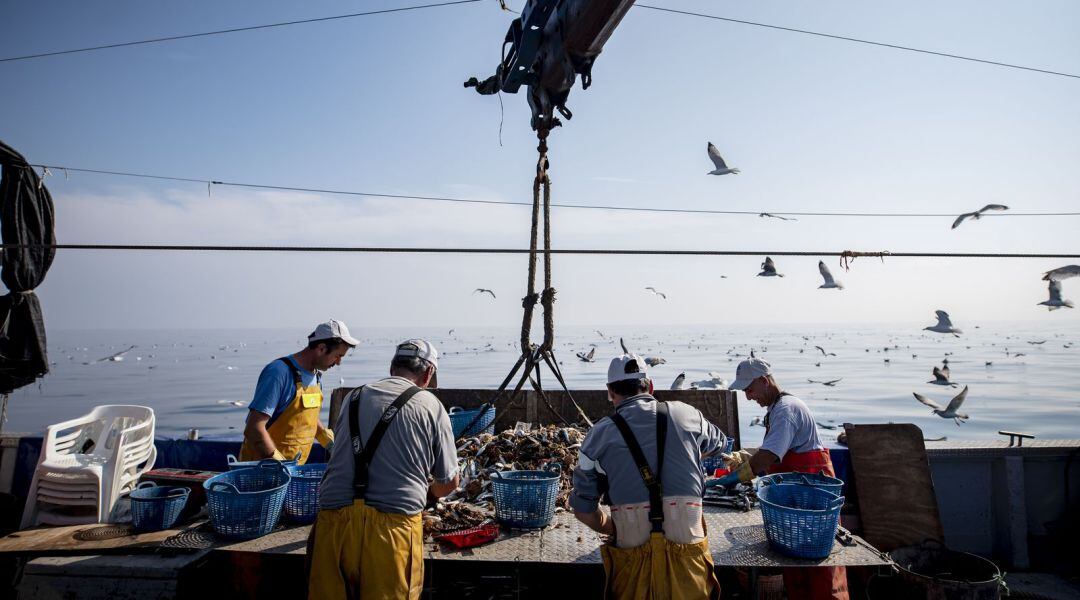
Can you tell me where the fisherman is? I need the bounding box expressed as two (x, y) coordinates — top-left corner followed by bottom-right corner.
(308, 339), (459, 600)
(238, 320), (357, 465)
(570, 353), (726, 599)
(724, 357), (849, 600)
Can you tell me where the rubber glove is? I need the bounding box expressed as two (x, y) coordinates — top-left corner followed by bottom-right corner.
(270, 449), (286, 461)
(316, 428), (335, 452)
(722, 449), (753, 471)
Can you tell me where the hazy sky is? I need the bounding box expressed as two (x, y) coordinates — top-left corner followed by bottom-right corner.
(1, 0), (1078, 330)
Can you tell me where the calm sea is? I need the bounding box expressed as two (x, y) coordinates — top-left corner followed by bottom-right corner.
(6, 323), (1079, 446)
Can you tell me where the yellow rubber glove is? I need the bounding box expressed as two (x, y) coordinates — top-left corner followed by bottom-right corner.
(734, 459), (756, 483)
(270, 449), (286, 461)
(316, 428), (335, 451)
(722, 449), (754, 471)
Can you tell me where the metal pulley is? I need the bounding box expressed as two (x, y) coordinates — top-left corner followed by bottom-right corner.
(465, 0), (637, 131)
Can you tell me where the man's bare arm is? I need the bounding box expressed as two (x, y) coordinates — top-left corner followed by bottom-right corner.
(243, 410), (278, 458)
(574, 508), (615, 536)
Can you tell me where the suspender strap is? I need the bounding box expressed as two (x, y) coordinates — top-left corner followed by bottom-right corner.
(608, 401), (669, 532)
(278, 357), (302, 387)
(349, 385), (422, 499)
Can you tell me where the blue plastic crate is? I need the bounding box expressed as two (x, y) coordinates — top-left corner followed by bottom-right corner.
(203, 461), (290, 539)
(283, 463), (326, 524)
(701, 438), (736, 473)
(448, 406), (496, 438)
(759, 472), (844, 496)
(758, 482), (843, 559)
(491, 464), (561, 529)
(130, 482), (189, 531)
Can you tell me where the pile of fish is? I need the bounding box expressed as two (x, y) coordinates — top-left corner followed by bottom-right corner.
(422, 423), (587, 537)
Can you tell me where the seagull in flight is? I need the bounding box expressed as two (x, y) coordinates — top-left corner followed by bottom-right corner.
(1042, 265), (1080, 281)
(644, 357), (666, 367)
(706, 142), (740, 176)
(807, 378), (842, 387)
(757, 257), (784, 277)
(473, 288), (496, 299)
(951, 204), (1009, 229)
(913, 386), (971, 426)
(620, 338), (631, 354)
(1038, 280), (1074, 310)
(670, 372), (687, 390)
(645, 287), (667, 299)
(86, 345), (136, 364)
(759, 212), (796, 221)
(817, 261), (844, 290)
(924, 310), (962, 335)
(928, 365), (957, 387)
(814, 346), (836, 357)
(576, 347), (596, 362)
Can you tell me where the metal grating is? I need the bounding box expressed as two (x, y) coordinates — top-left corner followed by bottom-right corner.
(73, 525), (135, 541)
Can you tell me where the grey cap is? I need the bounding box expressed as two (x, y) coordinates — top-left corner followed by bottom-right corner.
(730, 357), (772, 391)
(394, 339), (438, 387)
(308, 319), (359, 346)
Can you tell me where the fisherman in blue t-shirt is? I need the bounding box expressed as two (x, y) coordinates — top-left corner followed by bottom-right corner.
(238, 320), (358, 464)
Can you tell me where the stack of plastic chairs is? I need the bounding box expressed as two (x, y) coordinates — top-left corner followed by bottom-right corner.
(20, 405), (157, 528)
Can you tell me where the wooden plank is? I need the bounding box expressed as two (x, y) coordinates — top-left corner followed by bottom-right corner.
(844, 423), (945, 552)
(0, 522), (207, 555)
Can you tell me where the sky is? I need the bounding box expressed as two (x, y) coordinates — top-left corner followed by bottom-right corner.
(1, 0), (1078, 331)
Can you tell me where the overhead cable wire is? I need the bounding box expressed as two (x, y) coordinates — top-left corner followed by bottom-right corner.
(0, 0), (482, 63)
(4, 244), (1078, 259)
(30, 163), (1080, 219)
(635, 4), (1080, 80)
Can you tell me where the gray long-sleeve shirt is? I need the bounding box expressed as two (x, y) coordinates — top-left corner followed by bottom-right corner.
(569, 394), (727, 514)
(318, 376), (458, 515)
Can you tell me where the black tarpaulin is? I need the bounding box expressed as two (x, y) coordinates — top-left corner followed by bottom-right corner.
(0, 140), (55, 396)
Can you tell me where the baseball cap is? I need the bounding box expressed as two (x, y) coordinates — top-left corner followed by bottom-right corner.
(606, 353), (649, 384)
(395, 339), (439, 387)
(308, 319), (359, 346)
(730, 357), (772, 391)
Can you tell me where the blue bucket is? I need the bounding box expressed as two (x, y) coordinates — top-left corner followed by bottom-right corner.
(491, 463), (561, 529)
(130, 482), (189, 531)
(758, 472), (844, 496)
(204, 460), (290, 539)
(283, 463), (326, 524)
(758, 483), (843, 559)
(448, 405), (496, 438)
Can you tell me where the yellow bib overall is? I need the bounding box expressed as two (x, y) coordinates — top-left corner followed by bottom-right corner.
(239, 357), (322, 465)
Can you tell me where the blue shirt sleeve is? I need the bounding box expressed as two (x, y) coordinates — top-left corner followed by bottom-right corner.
(248, 361), (293, 418)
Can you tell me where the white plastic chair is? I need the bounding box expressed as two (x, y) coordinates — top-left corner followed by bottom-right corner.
(20, 405), (157, 528)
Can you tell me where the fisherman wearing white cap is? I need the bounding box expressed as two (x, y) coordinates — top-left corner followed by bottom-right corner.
(308, 339), (458, 600)
(725, 357), (849, 600)
(239, 319), (359, 465)
(570, 353), (727, 599)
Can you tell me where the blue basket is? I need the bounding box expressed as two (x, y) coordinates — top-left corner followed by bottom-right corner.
(759, 472), (844, 496)
(203, 461), (291, 539)
(283, 463), (326, 524)
(449, 406), (496, 438)
(130, 483), (190, 531)
(701, 438), (736, 473)
(226, 451), (301, 471)
(758, 483), (844, 559)
(491, 464), (561, 529)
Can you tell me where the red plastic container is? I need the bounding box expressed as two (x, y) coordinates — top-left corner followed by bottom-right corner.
(434, 523), (501, 549)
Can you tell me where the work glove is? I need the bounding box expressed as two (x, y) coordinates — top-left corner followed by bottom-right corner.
(721, 449), (753, 471)
(270, 449), (286, 461)
(316, 428), (335, 452)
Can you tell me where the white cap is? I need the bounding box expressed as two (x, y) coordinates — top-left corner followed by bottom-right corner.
(308, 319), (359, 346)
(607, 354), (649, 384)
(730, 357), (772, 391)
(394, 339), (438, 370)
